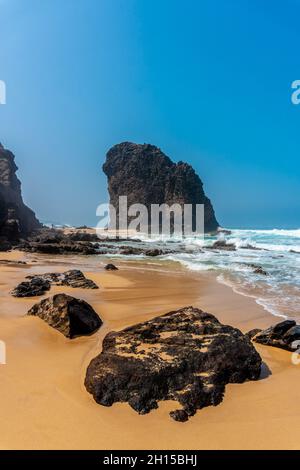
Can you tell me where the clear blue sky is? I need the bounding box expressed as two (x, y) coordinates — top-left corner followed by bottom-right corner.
(0, 0), (299, 229)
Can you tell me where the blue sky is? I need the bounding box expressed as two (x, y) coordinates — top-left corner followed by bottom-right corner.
(0, 0), (299, 228)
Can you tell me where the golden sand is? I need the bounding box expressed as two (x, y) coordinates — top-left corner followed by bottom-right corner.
(0, 250), (298, 450)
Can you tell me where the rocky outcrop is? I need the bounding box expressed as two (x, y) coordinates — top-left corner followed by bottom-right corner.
(12, 270), (98, 297)
(27, 293), (102, 338)
(0, 143), (40, 246)
(103, 142), (219, 234)
(85, 306), (261, 422)
(248, 319), (300, 351)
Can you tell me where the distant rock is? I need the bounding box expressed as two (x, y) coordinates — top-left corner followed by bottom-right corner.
(12, 277), (51, 297)
(85, 306), (261, 421)
(208, 240), (236, 251)
(0, 143), (40, 245)
(27, 293), (102, 338)
(103, 142), (219, 234)
(249, 319), (300, 351)
(105, 263), (118, 271)
(246, 264), (269, 276)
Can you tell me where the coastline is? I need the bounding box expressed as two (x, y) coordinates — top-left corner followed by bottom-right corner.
(0, 250), (298, 450)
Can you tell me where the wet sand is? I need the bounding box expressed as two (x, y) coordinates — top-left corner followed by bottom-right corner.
(0, 250), (298, 450)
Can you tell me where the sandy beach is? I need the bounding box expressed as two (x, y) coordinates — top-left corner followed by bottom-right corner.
(0, 250), (298, 450)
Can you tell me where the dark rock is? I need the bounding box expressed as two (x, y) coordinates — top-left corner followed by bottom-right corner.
(169, 410), (189, 422)
(0, 143), (40, 243)
(245, 328), (262, 340)
(242, 244), (264, 251)
(85, 306), (261, 421)
(217, 228), (232, 235)
(12, 277), (51, 297)
(250, 319), (300, 351)
(18, 240), (99, 255)
(105, 264), (119, 271)
(27, 293), (102, 338)
(0, 239), (12, 251)
(26, 269), (98, 289)
(209, 240), (236, 251)
(103, 142), (219, 234)
(253, 267), (268, 276)
(145, 249), (163, 257)
(119, 247), (143, 255)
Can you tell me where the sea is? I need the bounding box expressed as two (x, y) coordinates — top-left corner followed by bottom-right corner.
(104, 228), (300, 320)
(44, 222), (300, 320)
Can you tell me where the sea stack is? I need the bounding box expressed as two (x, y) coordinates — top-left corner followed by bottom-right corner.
(0, 142), (40, 246)
(103, 142), (219, 233)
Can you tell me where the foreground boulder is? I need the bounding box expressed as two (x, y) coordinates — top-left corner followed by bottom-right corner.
(248, 319), (300, 351)
(27, 293), (102, 338)
(85, 306), (261, 421)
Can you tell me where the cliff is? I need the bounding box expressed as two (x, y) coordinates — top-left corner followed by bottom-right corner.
(103, 142), (219, 233)
(0, 143), (40, 246)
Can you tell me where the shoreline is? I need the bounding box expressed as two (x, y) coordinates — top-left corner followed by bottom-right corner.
(0, 250), (298, 449)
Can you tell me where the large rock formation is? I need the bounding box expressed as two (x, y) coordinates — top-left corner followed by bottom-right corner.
(103, 142), (219, 234)
(0, 143), (40, 246)
(85, 306), (261, 422)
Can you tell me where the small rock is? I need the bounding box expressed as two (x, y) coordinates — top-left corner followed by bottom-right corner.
(27, 293), (102, 338)
(245, 328), (262, 340)
(169, 410), (189, 422)
(105, 264), (119, 271)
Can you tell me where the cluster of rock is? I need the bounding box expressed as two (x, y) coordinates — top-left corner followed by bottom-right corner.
(12, 269), (98, 297)
(85, 306), (262, 422)
(0, 143), (40, 250)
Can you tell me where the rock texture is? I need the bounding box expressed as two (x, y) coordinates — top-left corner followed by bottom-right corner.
(85, 306), (261, 421)
(12, 277), (51, 297)
(103, 142), (219, 233)
(12, 270), (98, 297)
(27, 293), (102, 338)
(27, 270), (98, 290)
(0, 143), (40, 246)
(249, 319), (300, 351)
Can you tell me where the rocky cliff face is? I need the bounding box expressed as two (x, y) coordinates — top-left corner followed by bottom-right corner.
(0, 143), (40, 246)
(103, 142), (219, 233)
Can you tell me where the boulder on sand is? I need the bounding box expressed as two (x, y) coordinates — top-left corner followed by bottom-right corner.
(85, 306), (261, 421)
(27, 293), (102, 338)
(105, 264), (119, 271)
(249, 319), (300, 351)
(11, 277), (51, 297)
